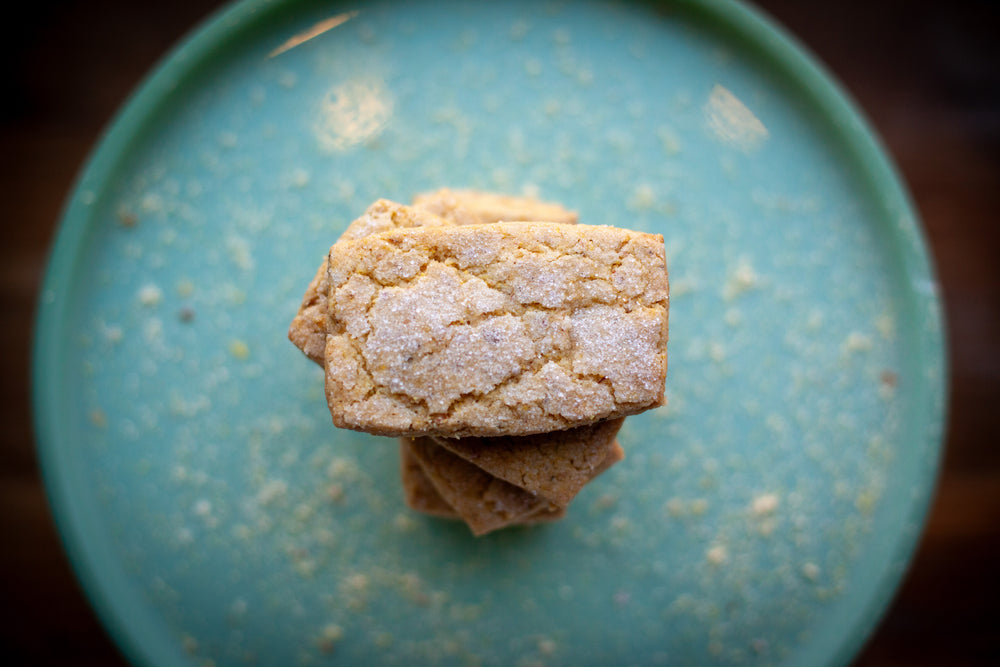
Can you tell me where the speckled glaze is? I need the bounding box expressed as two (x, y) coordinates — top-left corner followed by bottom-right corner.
(33, 1), (945, 666)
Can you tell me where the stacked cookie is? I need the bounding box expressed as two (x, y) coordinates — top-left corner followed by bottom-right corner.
(289, 190), (669, 535)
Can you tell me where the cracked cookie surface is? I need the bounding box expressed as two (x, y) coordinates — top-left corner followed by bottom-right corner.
(324, 222), (669, 437)
(288, 199), (452, 364)
(289, 193), (576, 365)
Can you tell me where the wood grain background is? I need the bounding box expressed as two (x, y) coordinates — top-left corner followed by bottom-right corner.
(2, 1), (997, 664)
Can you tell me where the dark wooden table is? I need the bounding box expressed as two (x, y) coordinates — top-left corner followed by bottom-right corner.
(3, 1), (998, 664)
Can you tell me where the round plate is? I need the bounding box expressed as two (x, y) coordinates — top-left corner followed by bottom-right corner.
(33, 0), (946, 665)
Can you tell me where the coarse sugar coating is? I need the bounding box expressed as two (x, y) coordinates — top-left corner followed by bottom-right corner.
(323, 222), (669, 437)
(433, 418), (624, 507)
(289, 193), (576, 365)
(288, 200), (453, 364)
(341, 197), (453, 243)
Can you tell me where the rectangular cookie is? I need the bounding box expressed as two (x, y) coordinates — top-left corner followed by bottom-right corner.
(399, 441), (458, 518)
(433, 417), (624, 507)
(399, 446), (570, 527)
(405, 437), (554, 535)
(401, 436), (622, 535)
(291, 196), (618, 527)
(290, 193), (575, 365)
(413, 188), (578, 226)
(289, 200), (452, 364)
(324, 222), (669, 437)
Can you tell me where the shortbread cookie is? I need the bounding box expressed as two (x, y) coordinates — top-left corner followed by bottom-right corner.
(405, 437), (553, 536)
(402, 436), (623, 534)
(433, 417), (624, 507)
(290, 193), (575, 365)
(399, 442), (571, 527)
(521, 505), (568, 524)
(399, 441), (458, 518)
(289, 200), (452, 364)
(288, 260), (336, 365)
(324, 222), (669, 437)
(413, 188), (578, 226)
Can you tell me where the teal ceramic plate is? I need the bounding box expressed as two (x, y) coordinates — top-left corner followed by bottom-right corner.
(33, 0), (946, 665)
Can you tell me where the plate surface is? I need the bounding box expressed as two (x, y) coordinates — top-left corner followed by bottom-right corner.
(33, 0), (945, 665)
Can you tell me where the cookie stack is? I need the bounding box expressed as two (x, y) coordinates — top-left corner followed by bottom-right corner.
(289, 190), (669, 535)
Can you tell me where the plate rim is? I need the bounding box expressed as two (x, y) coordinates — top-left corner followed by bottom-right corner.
(31, 0), (947, 665)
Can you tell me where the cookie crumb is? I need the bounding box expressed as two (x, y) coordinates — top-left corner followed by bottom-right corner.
(751, 493), (779, 516)
(89, 409), (107, 428)
(706, 544), (728, 565)
(879, 370), (898, 400)
(289, 168), (311, 188)
(842, 331), (873, 355)
(117, 206), (138, 227)
(722, 258), (759, 300)
(326, 483), (345, 503)
(317, 623), (343, 653)
(138, 284), (163, 306)
(393, 512), (417, 532)
(229, 340), (250, 360)
(257, 479), (288, 506)
(182, 634), (199, 654)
